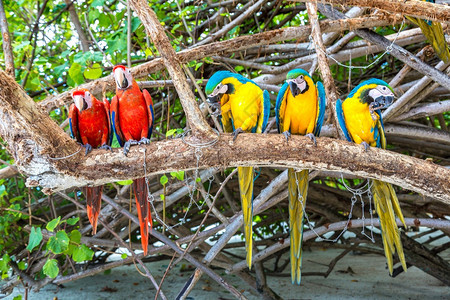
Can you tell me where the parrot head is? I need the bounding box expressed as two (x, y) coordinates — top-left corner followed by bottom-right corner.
(72, 89), (93, 111)
(286, 69), (311, 97)
(113, 65), (133, 90)
(352, 79), (395, 111)
(205, 71), (238, 110)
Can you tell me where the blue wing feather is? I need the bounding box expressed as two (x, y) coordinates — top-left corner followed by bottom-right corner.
(336, 99), (352, 142)
(111, 111), (124, 147)
(148, 104), (154, 139)
(261, 90), (271, 132)
(275, 82), (289, 133)
(314, 81), (326, 136)
(69, 118), (75, 140)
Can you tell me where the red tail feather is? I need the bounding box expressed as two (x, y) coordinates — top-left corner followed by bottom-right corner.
(133, 178), (152, 255)
(83, 186), (103, 235)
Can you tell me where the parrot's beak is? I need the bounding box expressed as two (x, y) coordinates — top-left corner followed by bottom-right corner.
(288, 78), (307, 97)
(73, 95), (86, 111)
(207, 94), (219, 104)
(114, 68), (128, 89)
(374, 95), (394, 109)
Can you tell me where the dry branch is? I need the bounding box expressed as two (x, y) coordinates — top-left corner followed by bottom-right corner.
(0, 71), (448, 201)
(129, 0), (213, 137)
(228, 218), (450, 273)
(0, 0), (14, 77)
(293, 0), (450, 24)
(37, 15), (403, 112)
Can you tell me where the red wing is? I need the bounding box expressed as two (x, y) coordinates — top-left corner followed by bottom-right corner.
(69, 104), (81, 143)
(143, 89), (154, 139)
(110, 95), (125, 146)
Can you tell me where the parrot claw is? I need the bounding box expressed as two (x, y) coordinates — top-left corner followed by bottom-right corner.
(282, 131), (291, 142)
(361, 142), (371, 152)
(232, 128), (244, 141)
(305, 133), (317, 146)
(99, 144), (112, 151)
(138, 137), (150, 145)
(123, 140), (139, 156)
(82, 144), (93, 155)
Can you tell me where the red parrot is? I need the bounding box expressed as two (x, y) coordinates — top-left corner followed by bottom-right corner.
(69, 89), (112, 234)
(111, 65), (154, 255)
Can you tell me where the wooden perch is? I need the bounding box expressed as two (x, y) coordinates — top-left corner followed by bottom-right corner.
(0, 69), (448, 202)
(293, 0), (450, 24)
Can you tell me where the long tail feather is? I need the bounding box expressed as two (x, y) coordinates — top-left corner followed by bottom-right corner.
(133, 178), (153, 255)
(83, 186), (103, 235)
(406, 16), (450, 63)
(288, 169), (309, 285)
(372, 180), (407, 274)
(238, 166), (254, 269)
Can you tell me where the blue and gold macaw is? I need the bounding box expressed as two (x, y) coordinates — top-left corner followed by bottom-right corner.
(275, 69), (326, 284)
(406, 0), (450, 62)
(205, 71), (270, 269)
(336, 79), (407, 275)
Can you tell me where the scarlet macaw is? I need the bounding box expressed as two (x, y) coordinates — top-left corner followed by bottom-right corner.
(336, 79), (407, 275)
(406, 0), (450, 62)
(111, 65), (154, 255)
(69, 89), (112, 234)
(275, 69), (326, 284)
(206, 71), (270, 269)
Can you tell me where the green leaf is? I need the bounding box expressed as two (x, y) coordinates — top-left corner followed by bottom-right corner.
(72, 244), (94, 262)
(121, 253), (128, 259)
(144, 48), (152, 58)
(27, 227), (43, 251)
(170, 171), (184, 181)
(43, 258), (59, 278)
(116, 180), (133, 186)
(83, 63), (103, 79)
(0, 254), (11, 272)
(166, 128), (177, 137)
(68, 63), (84, 86)
(66, 229), (82, 256)
(196, 177), (201, 183)
(160, 175), (168, 186)
(46, 216), (61, 232)
(160, 194), (165, 201)
(66, 217), (79, 226)
(17, 261), (26, 270)
(13, 295), (22, 300)
(47, 230), (70, 254)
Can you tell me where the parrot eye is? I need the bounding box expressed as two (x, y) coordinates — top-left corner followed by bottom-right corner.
(299, 75), (303, 79)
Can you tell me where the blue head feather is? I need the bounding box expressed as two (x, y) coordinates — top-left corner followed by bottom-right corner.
(347, 78), (394, 99)
(286, 68), (311, 80)
(205, 71), (254, 95)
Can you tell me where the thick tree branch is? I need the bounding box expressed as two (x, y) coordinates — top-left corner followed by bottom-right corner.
(64, 0), (90, 52)
(38, 15), (403, 112)
(129, 0), (213, 137)
(0, 0), (14, 77)
(0, 68), (448, 201)
(293, 0), (450, 24)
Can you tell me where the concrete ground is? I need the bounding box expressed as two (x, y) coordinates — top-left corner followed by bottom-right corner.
(6, 245), (450, 300)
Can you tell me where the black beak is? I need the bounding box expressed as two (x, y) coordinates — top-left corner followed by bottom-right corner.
(289, 81), (299, 97)
(207, 94), (219, 104)
(374, 95), (394, 109)
(121, 77), (128, 89)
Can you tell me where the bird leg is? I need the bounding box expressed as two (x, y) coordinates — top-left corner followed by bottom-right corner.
(232, 128), (244, 141)
(81, 143), (93, 155)
(361, 141), (371, 152)
(123, 139), (139, 156)
(282, 131), (291, 142)
(305, 133), (317, 146)
(138, 137), (150, 145)
(99, 144), (112, 151)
